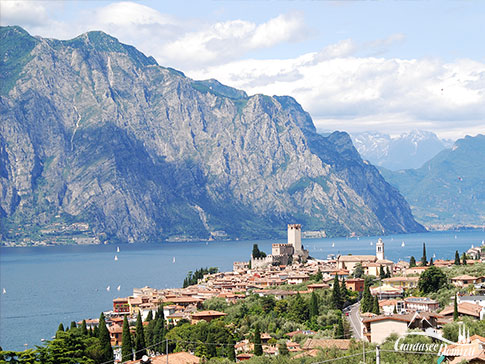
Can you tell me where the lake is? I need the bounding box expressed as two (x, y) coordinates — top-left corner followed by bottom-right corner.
(1, 230), (484, 350)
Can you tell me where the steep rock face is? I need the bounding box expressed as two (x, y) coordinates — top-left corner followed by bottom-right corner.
(0, 26), (425, 243)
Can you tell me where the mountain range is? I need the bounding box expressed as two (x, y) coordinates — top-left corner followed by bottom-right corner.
(0, 26), (424, 244)
(379, 134), (485, 229)
(351, 130), (452, 171)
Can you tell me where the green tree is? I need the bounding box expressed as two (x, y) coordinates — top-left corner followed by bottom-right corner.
(418, 266), (448, 294)
(453, 293), (459, 321)
(386, 266), (391, 278)
(372, 296), (380, 315)
(252, 244), (266, 259)
(341, 277), (349, 304)
(409, 256), (416, 268)
(289, 293), (309, 322)
(134, 312), (146, 359)
(331, 275), (343, 310)
(81, 320), (88, 336)
(335, 314), (344, 339)
(226, 336), (236, 361)
(122, 315), (133, 362)
(361, 281), (373, 313)
(454, 251), (461, 265)
(146, 311), (153, 322)
(461, 253), (467, 265)
(379, 265), (385, 280)
(421, 243), (427, 266)
(56, 323), (65, 338)
(37, 330), (96, 364)
(353, 263), (364, 278)
(278, 342), (289, 356)
(429, 257), (434, 266)
(98, 312), (113, 362)
(309, 291), (319, 318)
(70, 321), (77, 330)
(253, 326), (263, 356)
(261, 295), (275, 313)
(313, 269), (323, 282)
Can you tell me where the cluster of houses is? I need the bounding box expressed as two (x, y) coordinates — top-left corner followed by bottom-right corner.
(79, 228), (485, 363)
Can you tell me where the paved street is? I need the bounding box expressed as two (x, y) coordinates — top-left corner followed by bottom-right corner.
(347, 302), (362, 339)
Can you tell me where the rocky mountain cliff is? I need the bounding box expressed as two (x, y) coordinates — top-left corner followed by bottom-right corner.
(379, 134), (485, 229)
(0, 26), (425, 244)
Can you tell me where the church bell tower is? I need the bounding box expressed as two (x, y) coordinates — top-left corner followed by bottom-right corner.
(376, 238), (384, 260)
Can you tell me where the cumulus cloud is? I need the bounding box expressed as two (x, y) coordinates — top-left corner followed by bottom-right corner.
(189, 53), (485, 139)
(0, 0), (50, 27)
(158, 12), (308, 68)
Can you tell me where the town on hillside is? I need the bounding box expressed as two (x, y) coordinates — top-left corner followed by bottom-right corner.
(12, 225), (485, 364)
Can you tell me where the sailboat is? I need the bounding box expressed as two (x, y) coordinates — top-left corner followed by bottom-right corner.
(370, 241), (373, 246)
(106, 286), (110, 292)
(401, 241), (405, 247)
(331, 242), (335, 248)
(114, 255), (118, 261)
(172, 257), (176, 263)
(117, 246), (120, 253)
(117, 285), (121, 291)
(2, 288), (6, 294)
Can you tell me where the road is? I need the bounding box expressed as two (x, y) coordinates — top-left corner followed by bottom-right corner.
(346, 302), (362, 340)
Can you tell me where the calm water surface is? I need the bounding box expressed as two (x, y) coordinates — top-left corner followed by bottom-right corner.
(1, 230), (484, 350)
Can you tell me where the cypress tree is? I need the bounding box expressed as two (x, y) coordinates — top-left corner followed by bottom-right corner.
(56, 323), (65, 338)
(152, 317), (165, 353)
(253, 326), (263, 356)
(409, 256), (416, 268)
(421, 243), (427, 266)
(98, 312), (113, 362)
(134, 312), (146, 359)
(122, 315), (133, 362)
(81, 320), (88, 336)
(341, 277), (349, 304)
(331, 275), (342, 310)
(453, 293), (459, 321)
(226, 336), (236, 361)
(454, 251), (461, 265)
(88, 326), (93, 337)
(461, 253), (467, 265)
(146, 310), (153, 322)
(70, 321), (77, 330)
(379, 265), (385, 279)
(335, 314), (344, 339)
(314, 269), (323, 282)
(309, 291), (319, 318)
(372, 296), (380, 315)
(93, 325), (99, 337)
(429, 257), (434, 266)
(361, 281), (372, 313)
(385, 266), (391, 278)
(393, 304), (398, 314)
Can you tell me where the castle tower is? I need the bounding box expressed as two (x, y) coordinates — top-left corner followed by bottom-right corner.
(376, 238), (384, 260)
(288, 224), (302, 253)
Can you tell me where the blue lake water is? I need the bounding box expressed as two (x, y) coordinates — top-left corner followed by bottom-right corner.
(1, 230), (484, 350)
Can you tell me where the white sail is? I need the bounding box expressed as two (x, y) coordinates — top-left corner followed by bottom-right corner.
(114, 255), (118, 261)
(2, 288), (6, 294)
(401, 241), (405, 247)
(117, 246), (120, 253)
(172, 257), (176, 263)
(331, 243), (335, 248)
(117, 285), (121, 291)
(106, 286), (110, 292)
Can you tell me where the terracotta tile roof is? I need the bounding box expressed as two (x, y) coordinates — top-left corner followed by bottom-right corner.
(451, 275), (478, 281)
(294, 349), (320, 358)
(441, 302), (482, 317)
(302, 339), (351, 350)
(338, 255), (376, 262)
(191, 310), (227, 318)
(127, 352), (200, 364)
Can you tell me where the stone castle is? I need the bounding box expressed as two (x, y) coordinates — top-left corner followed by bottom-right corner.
(251, 224), (309, 268)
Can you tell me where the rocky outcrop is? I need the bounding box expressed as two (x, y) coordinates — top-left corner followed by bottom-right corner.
(0, 26), (425, 244)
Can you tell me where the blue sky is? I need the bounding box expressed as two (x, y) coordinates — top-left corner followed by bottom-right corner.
(1, 0), (485, 139)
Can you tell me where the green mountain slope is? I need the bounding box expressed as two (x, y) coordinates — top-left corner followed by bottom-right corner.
(379, 134), (485, 228)
(0, 26), (424, 244)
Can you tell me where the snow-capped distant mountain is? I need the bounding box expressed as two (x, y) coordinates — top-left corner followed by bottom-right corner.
(351, 130), (453, 170)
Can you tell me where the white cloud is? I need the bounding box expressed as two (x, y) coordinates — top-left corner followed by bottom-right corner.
(189, 52), (485, 140)
(0, 0), (49, 27)
(158, 12), (308, 69)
